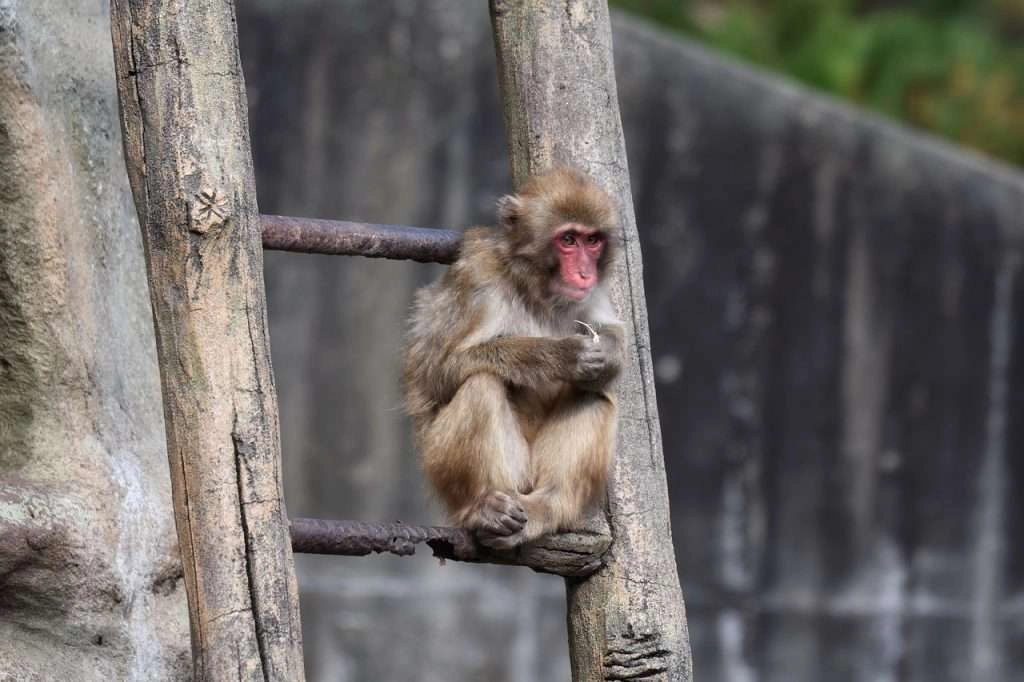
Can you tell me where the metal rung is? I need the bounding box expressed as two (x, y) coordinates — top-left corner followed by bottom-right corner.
(288, 517), (609, 578)
(290, 518), (470, 557)
(261, 214), (459, 263)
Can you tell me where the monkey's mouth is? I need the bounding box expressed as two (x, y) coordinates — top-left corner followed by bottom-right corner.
(551, 281), (591, 302)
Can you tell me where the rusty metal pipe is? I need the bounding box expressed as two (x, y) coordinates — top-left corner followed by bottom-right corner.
(288, 517), (608, 577)
(289, 517), (474, 558)
(261, 214), (460, 264)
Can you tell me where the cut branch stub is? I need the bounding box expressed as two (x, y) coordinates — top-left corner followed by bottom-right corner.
(191, 187), (231, 234)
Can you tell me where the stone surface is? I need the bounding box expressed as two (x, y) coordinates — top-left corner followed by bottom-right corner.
(0, 1), (189, 679)
(613, 19), (1024, 682)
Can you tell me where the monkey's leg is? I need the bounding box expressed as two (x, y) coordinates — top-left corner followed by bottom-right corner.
(492, 392), (616, 549)
(420, 373), (530, 541)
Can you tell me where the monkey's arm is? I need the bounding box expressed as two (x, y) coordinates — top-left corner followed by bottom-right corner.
(438, 335), (581, 401)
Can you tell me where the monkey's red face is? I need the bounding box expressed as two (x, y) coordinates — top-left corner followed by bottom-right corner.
(551, 223), (606, 301)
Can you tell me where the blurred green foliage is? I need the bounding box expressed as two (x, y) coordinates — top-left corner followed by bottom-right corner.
(611, 0), (1024, 166)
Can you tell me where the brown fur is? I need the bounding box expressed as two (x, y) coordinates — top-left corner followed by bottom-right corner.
(402, 167), (624, 548)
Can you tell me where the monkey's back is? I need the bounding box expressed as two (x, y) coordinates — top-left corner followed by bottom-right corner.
(401, 227), (503, 420)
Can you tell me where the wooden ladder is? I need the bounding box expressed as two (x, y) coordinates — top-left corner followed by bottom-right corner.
(109, 1), (691, 680)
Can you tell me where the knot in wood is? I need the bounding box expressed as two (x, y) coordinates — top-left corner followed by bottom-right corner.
(604, 626), (671, 680)
(190, 187), (230, 234)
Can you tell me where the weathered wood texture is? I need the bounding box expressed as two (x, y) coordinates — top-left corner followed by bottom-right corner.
(0, 2), (189, 679)
(109, 1), (304, 679)
(491, 2), (693, 680)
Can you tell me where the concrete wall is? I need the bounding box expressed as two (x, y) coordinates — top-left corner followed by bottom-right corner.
(237, 2), (1024, 680)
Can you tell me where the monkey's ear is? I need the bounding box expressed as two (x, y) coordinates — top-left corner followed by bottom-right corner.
(496, 195), (522, 228)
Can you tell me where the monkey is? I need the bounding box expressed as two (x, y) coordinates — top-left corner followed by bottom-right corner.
(402, 167), (623, 550)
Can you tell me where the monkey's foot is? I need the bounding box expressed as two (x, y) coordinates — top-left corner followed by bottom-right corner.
(474, 491), (527, 548)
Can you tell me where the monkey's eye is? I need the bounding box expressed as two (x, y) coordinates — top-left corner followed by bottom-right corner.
(585, 233), (603, 246)
(560, 233), (577, 246)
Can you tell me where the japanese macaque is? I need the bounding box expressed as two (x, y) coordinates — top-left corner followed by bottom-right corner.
(402, 167), (623, 549)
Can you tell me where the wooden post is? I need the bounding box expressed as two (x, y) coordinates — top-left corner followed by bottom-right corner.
(109, 1), (305, 679)
(490, 2), (694, 680)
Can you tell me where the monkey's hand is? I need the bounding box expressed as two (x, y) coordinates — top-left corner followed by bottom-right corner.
(474, 491), (528, 549)
(570, 334), (621, 390)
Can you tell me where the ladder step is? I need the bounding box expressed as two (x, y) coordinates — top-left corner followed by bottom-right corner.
(288, 517), (610, 578)
(290, 517), (471, 558)
(261, 214), (459, 263)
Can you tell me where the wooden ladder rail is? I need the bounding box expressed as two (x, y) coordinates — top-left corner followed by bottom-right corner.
(110, 0), (692, 680)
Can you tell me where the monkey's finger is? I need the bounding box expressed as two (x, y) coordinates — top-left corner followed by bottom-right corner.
(499, 514), (526, 533)
(506, 504), (528, 523)
(480, 512), (525, 535)
(479, 519), (513, 536)
(492, 510), (526, 533)
(477, 528), (517, 546)
(478, 531), (524, 551)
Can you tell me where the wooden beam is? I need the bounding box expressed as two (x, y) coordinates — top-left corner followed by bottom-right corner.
(490, 1), (694, 680)
(109, 1), (304, 678)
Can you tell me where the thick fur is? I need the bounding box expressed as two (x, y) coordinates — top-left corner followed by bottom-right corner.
(402, 168), (624, 548)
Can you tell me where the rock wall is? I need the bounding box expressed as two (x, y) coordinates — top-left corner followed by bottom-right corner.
(0, 1), (189, 679)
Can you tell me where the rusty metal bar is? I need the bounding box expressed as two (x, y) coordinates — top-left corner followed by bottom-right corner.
(290, 517), (473, 558)
(261, 214), (460, 264)
(288, 517), (609, 577)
